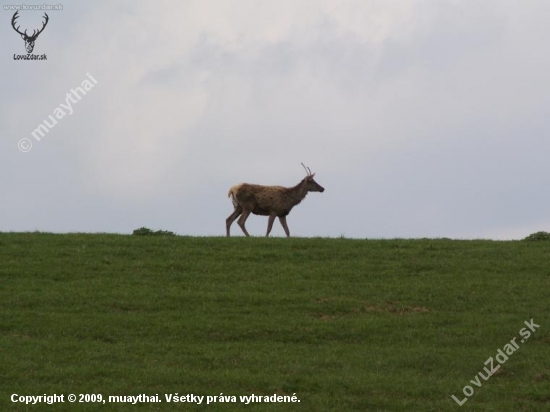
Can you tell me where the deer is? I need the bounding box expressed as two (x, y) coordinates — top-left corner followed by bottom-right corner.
(226, 164), (325, 237)
(11, 11), (49, 54)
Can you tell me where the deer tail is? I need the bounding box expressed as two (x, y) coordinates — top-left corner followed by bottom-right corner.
(228, 185), (242, 208)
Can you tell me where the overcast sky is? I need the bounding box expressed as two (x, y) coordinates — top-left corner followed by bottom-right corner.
(1, 0), (549, 239)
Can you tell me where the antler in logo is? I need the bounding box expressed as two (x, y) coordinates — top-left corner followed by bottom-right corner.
(11, 11), (49, 54)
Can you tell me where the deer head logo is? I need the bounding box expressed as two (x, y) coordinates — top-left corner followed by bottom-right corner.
(11, 11), (49, 54)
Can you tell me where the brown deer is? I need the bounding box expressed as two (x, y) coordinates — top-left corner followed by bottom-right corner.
(226, 164), (325, 237)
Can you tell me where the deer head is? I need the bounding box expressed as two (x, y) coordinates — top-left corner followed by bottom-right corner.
(301, 163), (325, 192)
(12, 11), (49, 54)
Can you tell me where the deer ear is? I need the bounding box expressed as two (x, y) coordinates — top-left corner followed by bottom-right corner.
(310, 173), (315, 178)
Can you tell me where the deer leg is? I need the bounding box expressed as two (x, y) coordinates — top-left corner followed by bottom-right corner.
(237, 209), (252, 237)
(279, 216), (290, 237)
(266, 215), (276, 237)
(226, 206), (242, 237)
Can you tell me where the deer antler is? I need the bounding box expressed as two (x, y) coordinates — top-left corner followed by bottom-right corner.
(301, 163), (311, 176)
(11, 12), (49, 40)
(11, 11), (26, 37)
(31, 13), (49, 39)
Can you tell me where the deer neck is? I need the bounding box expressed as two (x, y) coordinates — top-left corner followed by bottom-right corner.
(288, 180), (309, 206)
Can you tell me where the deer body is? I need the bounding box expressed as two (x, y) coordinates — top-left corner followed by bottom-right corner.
(226, 165), (324, 237)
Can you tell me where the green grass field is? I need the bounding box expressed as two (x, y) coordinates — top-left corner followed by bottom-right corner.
(1, 233), (549, 411)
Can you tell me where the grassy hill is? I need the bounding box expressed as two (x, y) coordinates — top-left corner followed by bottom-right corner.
(1, 233), (549, 411)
